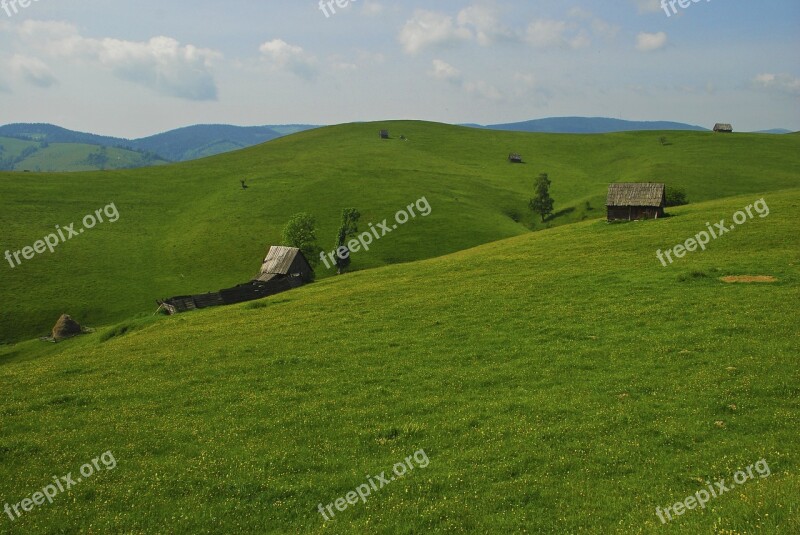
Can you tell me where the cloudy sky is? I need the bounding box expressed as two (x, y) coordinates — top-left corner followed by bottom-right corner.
(0, 0), (797, 138)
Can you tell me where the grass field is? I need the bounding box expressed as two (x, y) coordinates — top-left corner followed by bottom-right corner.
(1, 121), (799, 343)
(0, 184), (797, 533)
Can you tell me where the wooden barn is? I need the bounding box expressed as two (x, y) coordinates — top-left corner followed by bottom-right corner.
(158, 246), (314, 315)
(254, 246), (314, 284)
(606, 183), (666, 221)
(508, 153), (523, 163)
(713, 123), (733, 133)
(379, 129), (390, 139)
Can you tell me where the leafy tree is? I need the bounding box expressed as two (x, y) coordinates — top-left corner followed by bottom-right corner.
(666, 186), (688, 207)
(334, 208), (361, 274)
(529, 173), (554, 222)
(282, 213), (322, 268)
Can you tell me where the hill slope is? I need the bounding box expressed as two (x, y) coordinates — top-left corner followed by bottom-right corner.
(1, 190), (797, 533)
(0, 138), (169, 171)
(1, 121), (799, 343)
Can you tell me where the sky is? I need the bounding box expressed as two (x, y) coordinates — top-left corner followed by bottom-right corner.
(0, 0), (797, 138)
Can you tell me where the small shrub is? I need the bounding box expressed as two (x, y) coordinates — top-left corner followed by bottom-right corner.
(666, 187), (688, 207)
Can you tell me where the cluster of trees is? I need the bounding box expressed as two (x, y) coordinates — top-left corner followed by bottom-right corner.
(0, 145), (39, 171)
(281, 208), (361, 275)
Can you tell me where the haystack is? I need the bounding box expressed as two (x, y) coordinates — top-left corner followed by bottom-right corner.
(51, 314), (84, 341)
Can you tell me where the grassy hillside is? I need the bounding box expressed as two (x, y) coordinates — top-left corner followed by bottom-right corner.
(0, 137), (167, 172)
(0, 190), (797, 533)
(1, 121), (799, 343)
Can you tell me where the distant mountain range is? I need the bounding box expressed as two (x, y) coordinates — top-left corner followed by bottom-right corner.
(478, 117), (711, 133)
(0, 119), (793, 172)
(0, 123), (318, 171)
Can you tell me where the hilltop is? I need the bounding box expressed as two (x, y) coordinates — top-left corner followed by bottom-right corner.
(2, 119), (793, 172)
(1, 121), (799, 343)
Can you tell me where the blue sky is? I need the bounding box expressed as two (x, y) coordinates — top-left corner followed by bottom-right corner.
(0, 0), (797, 138)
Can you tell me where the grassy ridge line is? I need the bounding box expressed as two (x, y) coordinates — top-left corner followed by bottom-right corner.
(0, 189), (797, 533)
(0, 121), (799, 343)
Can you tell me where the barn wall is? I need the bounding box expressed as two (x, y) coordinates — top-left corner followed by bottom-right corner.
(607, 205), (664, 221)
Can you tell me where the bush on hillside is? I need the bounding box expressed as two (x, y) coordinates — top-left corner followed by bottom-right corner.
(666, 186), (688, 207)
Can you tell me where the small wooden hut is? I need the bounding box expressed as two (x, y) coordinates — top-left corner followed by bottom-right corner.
(713, 123), (733, 133)
(606, 183), (666, 221)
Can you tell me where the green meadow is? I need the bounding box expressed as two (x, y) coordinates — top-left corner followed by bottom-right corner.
(0, 122), (798, 533)
(1, 121), (799, 343)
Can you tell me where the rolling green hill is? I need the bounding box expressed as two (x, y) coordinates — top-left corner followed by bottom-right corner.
(0, 121), (799, 345)
(0, 136), (168, 172)
(0, 187), (797, 533)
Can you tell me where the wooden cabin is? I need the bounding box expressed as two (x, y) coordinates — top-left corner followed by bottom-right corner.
(158, 246), (314, 314)
(606, 183), (666, 221)
(713, 123), (733, 133)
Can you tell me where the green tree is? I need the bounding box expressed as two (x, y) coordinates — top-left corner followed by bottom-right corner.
(666, 186), (688, 207)
(334, 208), (360, 274)
(529, 173), (554, 222)
(281, 213), (322, 268)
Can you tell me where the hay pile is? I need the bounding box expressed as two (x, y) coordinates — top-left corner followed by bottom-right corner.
(51, 314), (84, 341)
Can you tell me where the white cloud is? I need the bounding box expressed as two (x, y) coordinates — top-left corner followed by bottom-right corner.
(636, 31), (667, 52)
(10, 55), (58, 88)
(429, 59), (462, 83)
(753, 73), (800, 95)
(526, 19), (588, 49)
(428, 59), (502, 102)
(259, 39), (318, 80)
(456, 5), (515, 46)
(11, 21), (220, 100)
(398, 9), (472, 54)
(362, 1), (384, 16)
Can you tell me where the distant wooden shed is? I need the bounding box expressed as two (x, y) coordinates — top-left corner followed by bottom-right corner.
(713, 123), (733, 133)
(606, 183), (666, 221)
(508, 153), (523, 163)
(379, 129), (390, 139)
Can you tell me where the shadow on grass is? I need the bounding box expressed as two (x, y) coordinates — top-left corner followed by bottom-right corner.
(545, 206), (575, 222)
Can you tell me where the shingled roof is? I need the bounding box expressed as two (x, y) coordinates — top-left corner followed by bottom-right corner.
(254, 246), (313, 282)
(606, 183), (666, 207)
